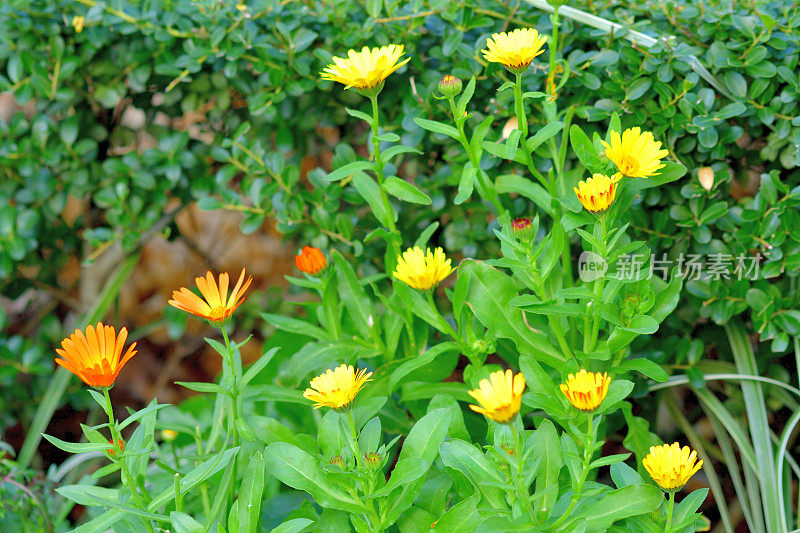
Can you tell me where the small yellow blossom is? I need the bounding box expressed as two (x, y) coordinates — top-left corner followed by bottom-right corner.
(643, 442), (703, 490)
(600, 127), (670, 179)
(303, 364), (373, 410)
(320, 45), (409, 92)
(574, 173), (620, 213)
(560, 370), (611, 412)
(393, 246), (455, 290)
(482, 28), (547, 73)
(468, 369), (526, 423)
(72, 16), (85, 33)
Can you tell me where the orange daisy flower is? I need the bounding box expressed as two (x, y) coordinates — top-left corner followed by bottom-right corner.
(295, 246), (327, 275)
(55, 323), (137, 388)
(168, 268), (252, 324)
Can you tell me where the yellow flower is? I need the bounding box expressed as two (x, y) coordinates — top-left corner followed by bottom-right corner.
(320, 45), (409, 92)
(482, 28), (547, 73)
(643, 442), (703, 490)
(393, 246), (455, 290)
(574, 173), (620, 213)
(303, 364), (373, 410)
(72, 16), (85, 33)
(559, 369), (611, 412)
(468, 369), (526, 423)
(600, 127), (670, 178)
(168, 268), (253, 325)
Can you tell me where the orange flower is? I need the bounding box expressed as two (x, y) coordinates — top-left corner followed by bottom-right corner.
(55, 323), (137, 388)
(295, 246), (327, 275)
(168, 268), (252, 324)
(108, 438), (125, 457)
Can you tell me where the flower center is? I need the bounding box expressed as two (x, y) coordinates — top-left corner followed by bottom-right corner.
(618, 155), (640, 176)
(208, 306), (228, 321)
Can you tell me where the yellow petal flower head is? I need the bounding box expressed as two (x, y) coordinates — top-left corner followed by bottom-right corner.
(468, 369), (526, 423)
(643, 442), (703, 490)
(574, 173), (620, 213)
(482, 28), (547, 74)
(600, 127), (670, 178)
(168, 268), (253, 325)
(320, 45), (410, 94)
(559, 369), (611, 412)
(55, 323), (137, 388)
(303, 364), (373, 410)
(393, 246), (455, 290)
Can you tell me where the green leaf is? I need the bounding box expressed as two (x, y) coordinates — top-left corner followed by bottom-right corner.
(346, 107), (373, 127)
(241, 347), (279, 388)
(429, 494), (482, 532)
(496, 174), (553, 215)
(414, 117), (459, 140)
(456, 76), (476, 116)
(265, 443), (364, 513)
(616, 358), (668, 382)
(609, 461), (644, 488)
(384, 176), (431, 205)
(620, 315), (659, 334)
(333, 250), (375, 339)
(238, 449), (266, 533)
(382, 145), (422, 160)
(174, 381), (226, 394)
(42, 435), (117, 454)
(528, 121), (565, 152)
(371, 457), (428, 498)
(506, 129), (522, 159)
(171, 512), (206, 533)
(148, 447), (240, 511)
(596, 379), (634, 414)
(454, 164), (476, 205)
(671, 488), (708, 528)
(439, 440), (507, 508)
(589, 453), (631, 469)
(325, 161), (373, 182)
(118, 402), (169, 431)
(570, 125), (604, 173)
(579, 485), (662, 529)
(56, 484), (119, 507)
(260, 312), (330, 340)
(270, 518), (315, 533)
(532, 420), (562, 517)
(352, 171), (393, 227)
(388, 342), (460, 393)
(460, 260), (563, 368)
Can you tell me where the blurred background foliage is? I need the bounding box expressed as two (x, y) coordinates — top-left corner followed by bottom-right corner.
(0, 0), (799, 530)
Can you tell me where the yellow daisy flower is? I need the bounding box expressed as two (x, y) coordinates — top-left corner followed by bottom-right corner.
(72, 16), (85, 33)
(600, 127), (670, 178)
(320, 45), (409, 92)
(482, 28), (547, 73)
(468, 369), (526, 423)
(393, 246), (455, 290)
(303, 364), (373, 410)
(574, 173), (620, 213)
(643, 442), (704, 490)
(559, 370), (611, 412)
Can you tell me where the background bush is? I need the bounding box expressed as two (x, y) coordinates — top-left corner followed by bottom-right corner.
(1, 0), (798, 530)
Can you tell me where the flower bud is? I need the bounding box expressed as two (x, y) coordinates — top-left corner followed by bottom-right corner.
(329, 455), (345, 468)
(160, 429), (178, 442)
(438, 75), (462, 98)
(698, 166), (714, 192)
(511, 217), (534, 242)
(364, 452), (382, 470)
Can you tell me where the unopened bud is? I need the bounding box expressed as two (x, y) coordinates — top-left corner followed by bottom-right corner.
(511, 217), (534, 242)
(329, 455), (345, 468)
(160, 429), (178, 442)
(502, 116), (519, 140)
(364, 452), (382, 469)
(438, 75), (462, 98)
(698, 167), (714, 192)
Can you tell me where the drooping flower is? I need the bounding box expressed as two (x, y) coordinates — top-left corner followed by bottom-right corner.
(320, 45), (409, 92)
(643, 442), (704, 490)
(482, 28), (547, 74)
(468, 369), (526, 423)
(168, 268), (252, 325)
(295, 246), (327, 275)
(600, 127), (670, 178)
(393, 246), (455, 290)
(303, 364), (373, 410)
(559, 370), (611, 412)
(574, 173), (620, 213)
(72, 16), (85, 33)
(55, 323), (137, 388)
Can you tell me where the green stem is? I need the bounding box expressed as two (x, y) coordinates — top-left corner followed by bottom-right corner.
(346, 410), (363, 469)
(511, 420), (536, 523)
(447, 96), (505, 215)
(369, 94), (398, 236)
(220, 326), (240, 520)
(551, 413), (595, 530)
(103, 388), (155, 533)
(588, 215), (608, 353)
(512, 73), (549, 189)
(664, 490), (676, 532)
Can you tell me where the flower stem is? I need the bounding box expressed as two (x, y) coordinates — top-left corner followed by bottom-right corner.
(220, 325), (240, 520)
(551, 413), (595, 530)
(512, 73), (549, 190)
(511, 420), (536, 523)
(446, 96), (505, 216)
(103, 388), (154, 533)
(369, 94), (398, 236)
(346, 409), (363, 469)
(664, 490), (676, 533)
(588, 214), (608, 353)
